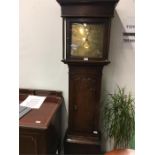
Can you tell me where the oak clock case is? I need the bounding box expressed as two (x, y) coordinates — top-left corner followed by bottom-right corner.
(56, 0), (119, 154)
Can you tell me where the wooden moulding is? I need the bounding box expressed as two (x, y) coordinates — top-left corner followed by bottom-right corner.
(62, 59), (110, 66)
(19, 88), (63, 97)
(56, 0), (119, 17)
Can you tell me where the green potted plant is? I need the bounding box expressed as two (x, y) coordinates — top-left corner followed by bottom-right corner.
(102, 87), (135, 149)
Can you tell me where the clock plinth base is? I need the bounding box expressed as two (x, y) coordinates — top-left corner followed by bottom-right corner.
(64, 132), (101, 154)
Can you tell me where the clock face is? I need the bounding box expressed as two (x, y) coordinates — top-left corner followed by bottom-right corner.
(71, 23), (105, 58)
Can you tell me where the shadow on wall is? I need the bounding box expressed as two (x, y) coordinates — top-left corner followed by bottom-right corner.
(60, 98), (68, 153)
(100, 11), (135, 152)
(101, 10), (135, 100)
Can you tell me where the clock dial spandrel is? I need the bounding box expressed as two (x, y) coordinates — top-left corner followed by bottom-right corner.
(71, 23), (105, 58)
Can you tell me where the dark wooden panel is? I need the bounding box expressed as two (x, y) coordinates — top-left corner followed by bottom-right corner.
(57, 0), (119, 17)
(61, 4), (115, 17)
(20, 134), (38, 155)
(57, 0), (119, 4)
(62, 60), (110, 66)
(20, 123), (61, 155)
(68, 65), (102, 133)
(65, 142), (101, 154)
(64, 133), (101, 154)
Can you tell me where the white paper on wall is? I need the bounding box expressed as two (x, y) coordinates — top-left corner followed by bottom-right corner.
(123, 17), (135, 44)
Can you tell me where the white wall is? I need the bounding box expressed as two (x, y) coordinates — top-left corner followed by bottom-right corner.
(19, 0), (134, 151)
(19, 0), (68, 106)
(102, 0), (135, 97)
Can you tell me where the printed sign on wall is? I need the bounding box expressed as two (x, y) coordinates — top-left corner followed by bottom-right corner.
(123, 17), (135, 44)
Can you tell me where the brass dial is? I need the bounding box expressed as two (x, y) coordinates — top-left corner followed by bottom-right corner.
(71, 23), (105, 58)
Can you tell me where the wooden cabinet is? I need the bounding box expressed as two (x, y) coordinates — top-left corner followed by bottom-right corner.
(19, 89), (63, 155)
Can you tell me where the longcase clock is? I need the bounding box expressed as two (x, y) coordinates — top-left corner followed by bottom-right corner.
(56, 0), (119, 154)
